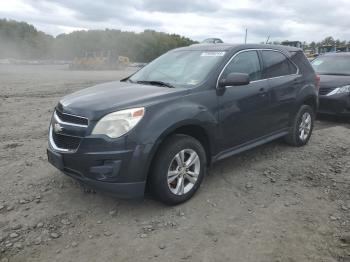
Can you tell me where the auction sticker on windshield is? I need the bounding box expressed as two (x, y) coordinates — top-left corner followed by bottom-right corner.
(200, 52), (226, 57)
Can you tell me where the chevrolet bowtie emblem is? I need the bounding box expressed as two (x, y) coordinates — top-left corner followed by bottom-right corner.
(53, 122), (63, 133)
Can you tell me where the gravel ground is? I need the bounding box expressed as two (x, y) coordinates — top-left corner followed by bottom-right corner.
(0, 64), (349, 262)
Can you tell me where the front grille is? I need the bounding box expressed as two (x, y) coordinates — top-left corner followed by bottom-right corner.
(55, 110), (88, 126)
(319, 87), (336, 96)
(52, 132), (82, 151)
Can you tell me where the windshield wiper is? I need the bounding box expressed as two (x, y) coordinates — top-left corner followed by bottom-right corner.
(120, 77), (135, 83)
(136, 80), (175, 88)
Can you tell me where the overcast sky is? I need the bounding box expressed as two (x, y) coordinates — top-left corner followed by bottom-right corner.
(1, 0), (350, 43)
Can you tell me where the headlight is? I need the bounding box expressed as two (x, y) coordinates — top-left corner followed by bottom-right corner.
(92, 107), (145, 138)
(327, 85), (350, 96)
(337, 85), (350, 94)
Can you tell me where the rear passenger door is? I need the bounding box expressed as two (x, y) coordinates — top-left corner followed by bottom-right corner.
(261, 50), (300, 131)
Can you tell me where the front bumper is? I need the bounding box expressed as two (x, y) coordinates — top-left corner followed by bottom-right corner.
(47, 134), (153, 199)
(318, 93), (350, 116)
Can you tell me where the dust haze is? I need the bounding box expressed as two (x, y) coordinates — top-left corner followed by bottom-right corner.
(1, 19), (350, 262)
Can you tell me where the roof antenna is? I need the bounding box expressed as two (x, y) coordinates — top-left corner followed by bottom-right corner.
(265, 35), (270, 44)
(244, 29), (248, 44)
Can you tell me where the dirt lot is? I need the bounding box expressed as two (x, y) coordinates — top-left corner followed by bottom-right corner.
(0, 64), (349, 262)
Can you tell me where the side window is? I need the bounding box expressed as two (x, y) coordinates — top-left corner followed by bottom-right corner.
(221, 51), (262, 81)
(262, 50), (297, 78)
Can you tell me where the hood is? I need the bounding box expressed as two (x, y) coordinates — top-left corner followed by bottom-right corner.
(58, 81), (188, 120)
(319, 74), (350, 89)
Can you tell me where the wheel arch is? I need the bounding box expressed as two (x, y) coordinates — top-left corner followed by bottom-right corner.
(302, 95), (318, 112)
(144, 121), (213, 190)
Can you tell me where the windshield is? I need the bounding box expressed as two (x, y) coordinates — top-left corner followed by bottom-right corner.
(311, 55), (350, 75)
(129, 50), (226, 87)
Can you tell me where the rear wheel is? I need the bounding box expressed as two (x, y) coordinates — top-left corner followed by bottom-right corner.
(285, 105), (315, 146)
(150, 134), (206, 205)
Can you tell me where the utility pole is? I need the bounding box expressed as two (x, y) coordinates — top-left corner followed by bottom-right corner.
(244, 29), (248, 44)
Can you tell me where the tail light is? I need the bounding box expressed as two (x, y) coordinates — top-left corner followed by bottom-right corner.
(315, 74), (320, 91)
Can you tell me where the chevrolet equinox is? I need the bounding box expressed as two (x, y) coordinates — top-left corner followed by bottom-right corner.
(47, 44), (318, 205)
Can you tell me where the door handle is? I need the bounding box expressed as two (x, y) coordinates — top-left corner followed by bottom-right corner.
(293, 77), (302, 84)
(259, 87), (267, 97)
(292, 79), (302, 89)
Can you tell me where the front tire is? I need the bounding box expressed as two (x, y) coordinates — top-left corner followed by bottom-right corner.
(150, 134), (207, 205)
(285, 105), (315, 146)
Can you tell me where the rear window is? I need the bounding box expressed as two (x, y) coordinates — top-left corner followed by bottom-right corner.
(262, 50), (297, 78)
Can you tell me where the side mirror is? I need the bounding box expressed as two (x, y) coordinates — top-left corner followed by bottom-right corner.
(218, 73), (250, 88)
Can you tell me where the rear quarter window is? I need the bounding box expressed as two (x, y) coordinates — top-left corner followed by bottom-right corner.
(290, 50), (316, 78)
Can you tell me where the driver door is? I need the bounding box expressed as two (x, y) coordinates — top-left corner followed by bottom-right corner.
(217, 50), (272, 151)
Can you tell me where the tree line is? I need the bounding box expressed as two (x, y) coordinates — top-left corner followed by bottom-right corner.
(268, 36), (350, 52)
(0, 19), (196, 62)
(306, 36), (350, 52)
(0, 19), (53, 59)
(1, 19), (350, 62)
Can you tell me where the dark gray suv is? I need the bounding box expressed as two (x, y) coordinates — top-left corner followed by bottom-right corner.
(47, 44), (318, 204)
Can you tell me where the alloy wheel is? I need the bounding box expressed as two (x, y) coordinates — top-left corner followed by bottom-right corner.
(167, 149), (200, 195)
(299, 112), (312, 141)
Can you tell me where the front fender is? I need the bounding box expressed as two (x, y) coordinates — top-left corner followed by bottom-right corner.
(125, 97), (218, 181)
(138, 99), (218, 145)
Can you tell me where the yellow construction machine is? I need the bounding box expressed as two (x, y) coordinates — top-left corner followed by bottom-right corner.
(70, 51), (129, 70)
